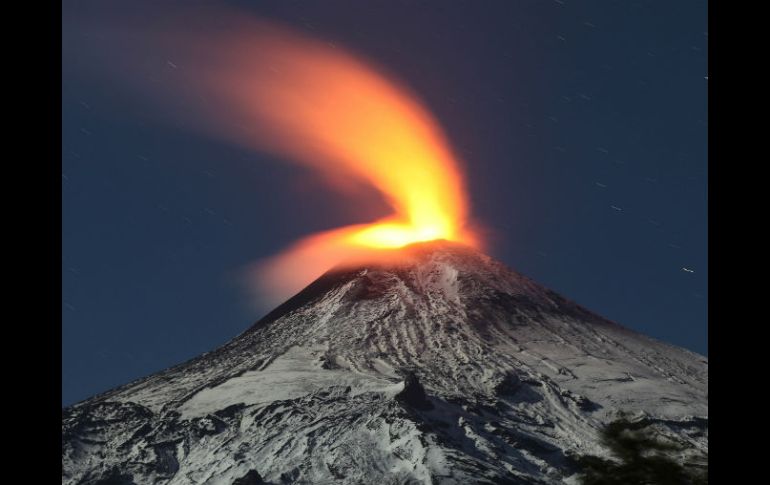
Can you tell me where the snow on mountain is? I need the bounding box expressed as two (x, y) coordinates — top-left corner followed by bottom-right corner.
(62, 240), (707, 484)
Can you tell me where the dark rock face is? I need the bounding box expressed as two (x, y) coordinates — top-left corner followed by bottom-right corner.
(62, 241), (707, 484)
(494, 372), (522, 396)
(232, 470), (266, 485)
(395, 372), (434, 411)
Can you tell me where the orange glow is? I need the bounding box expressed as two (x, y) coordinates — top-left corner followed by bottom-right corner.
(207, 23), (475, 245)
(194, 21), (480, 302)
(81, 11), (480, 303)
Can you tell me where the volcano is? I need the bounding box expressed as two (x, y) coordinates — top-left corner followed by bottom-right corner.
(62, 241), (707, 484)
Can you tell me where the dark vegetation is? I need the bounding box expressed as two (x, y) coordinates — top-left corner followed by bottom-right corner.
(576, 416), (707, 485)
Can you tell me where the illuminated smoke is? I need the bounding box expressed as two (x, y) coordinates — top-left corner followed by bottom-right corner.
(67, 6), (479, 305)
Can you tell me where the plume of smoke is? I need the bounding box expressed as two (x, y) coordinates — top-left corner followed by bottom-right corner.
(65, 3), (476, 309)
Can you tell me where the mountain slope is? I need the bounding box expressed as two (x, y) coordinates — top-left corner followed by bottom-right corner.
(62, 241), (707, 484)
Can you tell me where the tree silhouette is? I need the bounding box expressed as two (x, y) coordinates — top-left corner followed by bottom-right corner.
(575, 416), (707, 485)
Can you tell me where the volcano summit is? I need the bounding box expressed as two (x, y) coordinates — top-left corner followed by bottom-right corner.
(62, 241), (707, 484)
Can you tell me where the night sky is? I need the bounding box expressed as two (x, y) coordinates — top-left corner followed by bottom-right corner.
(62, 0), (708, 406)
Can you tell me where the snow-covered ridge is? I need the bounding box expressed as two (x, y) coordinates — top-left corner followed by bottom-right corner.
(63, 240), (707, 484)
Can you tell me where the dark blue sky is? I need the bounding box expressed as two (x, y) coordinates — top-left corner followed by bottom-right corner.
(62, 0), (708, 406)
